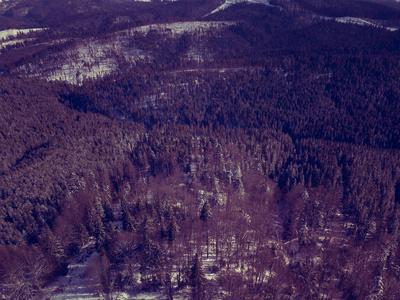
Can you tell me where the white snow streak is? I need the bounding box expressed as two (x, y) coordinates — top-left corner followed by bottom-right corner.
(0, 28), (44, 41)
(45, 41), (119, 84)
(334, 16), (398, 31)
(27, 21), (234, 84)
(131, 21), (235, 35)
(205, 0), (273, 16)
(46, 240), (99, 300)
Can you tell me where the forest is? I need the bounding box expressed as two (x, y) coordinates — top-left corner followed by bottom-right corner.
(1, 0), (400, 299)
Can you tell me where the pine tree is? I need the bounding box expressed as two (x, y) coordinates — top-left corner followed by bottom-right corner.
(200, 200), (212, 222)
(200, 200), (212, 257)
(87, 197), (106, 240)
(43, 229), (67, 275)
(168, 216), (180, 243)
(190, 253), (206, 300)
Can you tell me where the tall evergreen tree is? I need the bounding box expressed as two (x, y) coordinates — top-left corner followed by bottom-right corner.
(200, 200), (212, 222)
(190, 253), (206, 300)
(200, 200), (212, 257)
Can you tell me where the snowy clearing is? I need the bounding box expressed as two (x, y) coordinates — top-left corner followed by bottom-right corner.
(334, 16), (398, 31)
(0, 38), (34, 49)
(130, 21), (235, 35)
(335, 16), (375, 26)
(24, 21), (236, 83)
(14, 21), (238, 84)
(0, 28), (44, 41)
(40, 40), (119, 84)
(45, 240), (100, 300)
(170, 66), (264, 74)
(205, 0), (273, 16)
(132, 0), (178, 2)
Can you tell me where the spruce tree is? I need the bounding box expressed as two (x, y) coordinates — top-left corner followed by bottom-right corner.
(200, 200), (212, 257)
(190, 253), (206, 300)
(200, 200), (212, 222)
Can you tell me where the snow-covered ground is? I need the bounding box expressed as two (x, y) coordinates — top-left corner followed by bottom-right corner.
(0, 28), (44, 41)
(205, 0), (273, 16)
(130, 21), (235, 35)
(333, 16), (398, 31)
(0, 38), (34, 49)
(131, 0), (178, 2)
(45, 238), (164, 300)
(39, 40), (120, 84)
(45, 239), (100, 300)
(43, 185), (349, 300)
(335, 16), (375, 26)
(20, 21), (235, 84)
(0, 28), (46, 50)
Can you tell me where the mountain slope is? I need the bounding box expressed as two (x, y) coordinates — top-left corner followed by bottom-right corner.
(2, 0), (400, 299)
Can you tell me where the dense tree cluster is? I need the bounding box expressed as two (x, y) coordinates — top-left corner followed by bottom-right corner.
(289, 0), (400, 19)
(1, 0), (400, 298)
(0, 0), (221, 32)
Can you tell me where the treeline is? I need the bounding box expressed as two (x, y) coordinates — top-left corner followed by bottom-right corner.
(0, 0), (220, 34)
(62, 50), (400, 150)
(3, 1), (400, 81)
(290, 0), (400, 20)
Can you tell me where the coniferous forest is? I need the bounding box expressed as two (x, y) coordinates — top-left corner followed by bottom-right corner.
(1, 0), (400, 298)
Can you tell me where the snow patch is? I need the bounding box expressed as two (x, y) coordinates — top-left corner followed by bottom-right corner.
(131, 21), (235, 35)
(43, 41), (119, 84)
(130, 292), (165, 299)
(206, 0), (273, 16)
(0, 28), (44, 41)
(336, 16), (376, 27)
(135, 0), (178, 1)
(0, 38), (34, 49)
(334, 16), (398, 31)
(45, 240), (100, 300)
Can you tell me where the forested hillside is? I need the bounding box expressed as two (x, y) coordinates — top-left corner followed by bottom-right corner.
(1, 0), (400, 299)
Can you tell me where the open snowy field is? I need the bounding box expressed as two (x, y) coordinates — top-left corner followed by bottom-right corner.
(0, 28), (44, 41)
(15, 21), (237, 84)
(206, 0), (273, 16)
(130, 21), (236, 35)
(334, 16), (398, 31)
